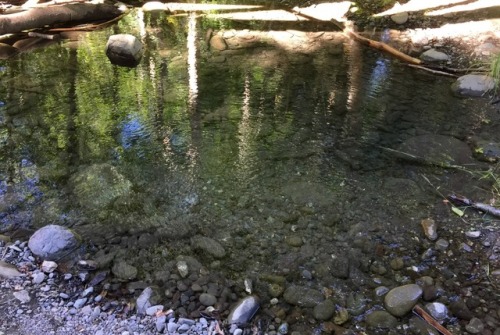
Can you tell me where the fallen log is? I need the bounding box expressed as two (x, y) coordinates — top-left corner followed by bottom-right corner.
(343, 24), (422, 65)
(0, 3), (124, 35)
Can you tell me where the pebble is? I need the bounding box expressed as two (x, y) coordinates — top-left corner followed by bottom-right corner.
(74, 298), (88, 309)
(465, 231), (481, 238)
(199, 293), (217, 306)
(32, 272), (46, 285)
(313, 299), (335, 321)
(41, 261), (58, 273)
(145, 305), (163, 316)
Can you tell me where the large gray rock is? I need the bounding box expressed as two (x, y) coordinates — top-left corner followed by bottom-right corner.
(451, 74), (495, 98)
(28, 225), (81, 261)
(190, 235), (226, 259)
(283, 285), (324, 308)
(384, 284), (422, 317)
(398, 134), (473, 167)
(106, 34), (143, 67)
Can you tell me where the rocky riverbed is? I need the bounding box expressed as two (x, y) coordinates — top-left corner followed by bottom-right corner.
(2, 4), (500, 335)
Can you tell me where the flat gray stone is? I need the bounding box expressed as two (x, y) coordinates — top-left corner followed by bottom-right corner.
(0, 260), (22, 279)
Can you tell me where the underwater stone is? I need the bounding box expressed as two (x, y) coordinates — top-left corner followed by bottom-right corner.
(283, 285), (324, 308)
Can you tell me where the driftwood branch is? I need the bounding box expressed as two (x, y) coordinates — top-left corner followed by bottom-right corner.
(343, 24), (422, 65)
(413, 305), (453, 335)
(0, 3), (124, 35)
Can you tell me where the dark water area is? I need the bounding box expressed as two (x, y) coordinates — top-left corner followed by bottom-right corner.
(1, 8), (499, 333)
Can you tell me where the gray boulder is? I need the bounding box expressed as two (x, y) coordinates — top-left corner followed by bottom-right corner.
(28, 225), (81, 261)
(106, 34), (143, 67)
(451, 74), (495, 98)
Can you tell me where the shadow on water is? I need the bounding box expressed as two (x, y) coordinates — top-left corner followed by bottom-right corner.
(0, 6), (498, 332)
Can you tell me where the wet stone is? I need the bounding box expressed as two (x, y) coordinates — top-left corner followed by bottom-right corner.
(111, 260), (137, 281)
(365, 310), (398, 328)
(313, 299), (335, 321)
(384, 284), (422, 317)
(283, 285), (324, 308)
(190, 236), (226, 259)
(466, 317), (485, 334)
(435, 239), (450, 251)
(449, 300), (474, 320)
(227, 296), (260, 325)
(421, 218), (438, 241)
(425, 302), (448, 321)
(199, 293), (217, 306)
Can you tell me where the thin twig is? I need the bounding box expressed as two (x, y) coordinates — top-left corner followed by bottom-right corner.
(413, 305), (453, 335)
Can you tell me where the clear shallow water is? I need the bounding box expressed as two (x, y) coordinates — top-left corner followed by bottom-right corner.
(0, 8), (497, 331)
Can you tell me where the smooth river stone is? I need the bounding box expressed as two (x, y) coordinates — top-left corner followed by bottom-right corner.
(227, 296), (260, 325)
(384, 284), (422, 317)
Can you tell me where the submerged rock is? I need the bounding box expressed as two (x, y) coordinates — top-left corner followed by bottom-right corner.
(190, 235), (226, 259)
(451, 74), (495, 98)
(384, 284), (422, 317)
(398, 134), (473, 167)
(365, 310), (398, 328)
(28, 225), (81, 261)
(283, 285), (324, 308)
(227, 296), (260, 325)
(70, 163), (133, 211)
(111, 260), (138, 281)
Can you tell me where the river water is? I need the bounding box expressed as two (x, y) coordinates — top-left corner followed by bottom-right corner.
(1, 7), (499, 334)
